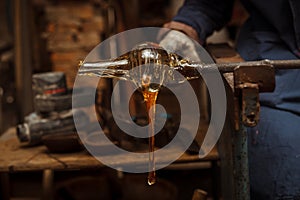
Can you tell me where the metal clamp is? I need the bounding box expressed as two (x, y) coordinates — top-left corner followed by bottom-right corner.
(234, 64), (275, 129)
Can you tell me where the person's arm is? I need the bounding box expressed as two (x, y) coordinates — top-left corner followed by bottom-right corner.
(165, 0), (235, 44)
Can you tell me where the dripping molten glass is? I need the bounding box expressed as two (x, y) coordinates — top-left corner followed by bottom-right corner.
(78, 42), (202, 185)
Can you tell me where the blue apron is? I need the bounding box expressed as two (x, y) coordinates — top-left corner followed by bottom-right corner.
(237, 1), (300, 198)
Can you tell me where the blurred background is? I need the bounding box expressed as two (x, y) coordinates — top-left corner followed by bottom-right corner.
(0, 0), (247, 133)
(0, 0), (248, 199)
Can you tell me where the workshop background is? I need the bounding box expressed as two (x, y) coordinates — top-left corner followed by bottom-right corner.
(0, 0), (248, 200)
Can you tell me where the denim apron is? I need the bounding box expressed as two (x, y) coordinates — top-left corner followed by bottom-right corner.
(237, 1), (300, 198)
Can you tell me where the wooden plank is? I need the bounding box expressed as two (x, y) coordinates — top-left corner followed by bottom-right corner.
(0, 128), (218, 172)
(206, 43), (244, 63)
(0, 134), (63, 171)
(0, 128), (103, 172)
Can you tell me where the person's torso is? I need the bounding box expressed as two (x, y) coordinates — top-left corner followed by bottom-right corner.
(237, 0), (300, 114)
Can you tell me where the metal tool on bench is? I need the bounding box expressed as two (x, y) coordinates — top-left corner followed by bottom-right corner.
(16, 72), (92, 149)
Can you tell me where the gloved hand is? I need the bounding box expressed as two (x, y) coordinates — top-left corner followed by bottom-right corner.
(159, 21), (203, 62)
(159, 29), (203, 62)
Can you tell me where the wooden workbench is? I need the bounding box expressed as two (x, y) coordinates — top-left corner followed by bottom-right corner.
(0, 43), (240, 200)
(0, 43), (239, 174)
(0, 128), (219, 173)
(0, 127), (219, 200)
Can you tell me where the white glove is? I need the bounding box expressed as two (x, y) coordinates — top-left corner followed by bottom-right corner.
(159, 30), (202, 62)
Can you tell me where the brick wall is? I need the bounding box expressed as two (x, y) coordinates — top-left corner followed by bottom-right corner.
(44, 1), (106, 87)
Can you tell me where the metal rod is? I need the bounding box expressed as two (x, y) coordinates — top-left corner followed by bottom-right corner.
(81, 59), (300, 75)
(14, 0), (33, 122)
(233, 121), (250, 200)
(207, 59), (300, 73)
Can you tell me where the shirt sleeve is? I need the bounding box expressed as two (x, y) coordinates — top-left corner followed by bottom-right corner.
(173, 0), (235, 42)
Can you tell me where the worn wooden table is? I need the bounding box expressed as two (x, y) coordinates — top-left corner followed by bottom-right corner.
(0, 44), (242, 200)
(0, 127), (219, 200)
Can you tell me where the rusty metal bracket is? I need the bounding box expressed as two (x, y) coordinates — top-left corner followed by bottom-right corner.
(237, 83), (259, 127)
(234, 64), (275, 129)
